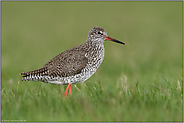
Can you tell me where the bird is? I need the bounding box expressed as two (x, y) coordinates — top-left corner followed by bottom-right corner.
(20, 26), (125, 102)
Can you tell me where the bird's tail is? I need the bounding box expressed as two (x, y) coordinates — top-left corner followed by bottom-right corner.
(20, 67), (48, 81)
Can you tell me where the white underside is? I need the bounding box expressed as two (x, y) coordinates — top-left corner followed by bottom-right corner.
(45, 68), (97, 85)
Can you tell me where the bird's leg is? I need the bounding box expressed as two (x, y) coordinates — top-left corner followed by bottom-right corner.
(69, 84), (72, 100)
(63, 84), (71, 102)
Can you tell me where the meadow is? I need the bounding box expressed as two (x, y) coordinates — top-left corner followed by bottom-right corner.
(1, 1), (183, 122)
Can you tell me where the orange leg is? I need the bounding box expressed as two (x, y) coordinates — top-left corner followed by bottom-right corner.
(63, 84), (72, 102)
(69, 84), (72, 100)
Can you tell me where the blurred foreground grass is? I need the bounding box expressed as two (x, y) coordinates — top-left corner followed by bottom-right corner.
(1, 1), (183, 122)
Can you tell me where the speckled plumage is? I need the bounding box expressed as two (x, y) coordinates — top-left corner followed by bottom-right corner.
(20, 27), (125, 100)
(21, 27), (105, 84)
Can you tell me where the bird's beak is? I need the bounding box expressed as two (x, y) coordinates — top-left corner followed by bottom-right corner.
(105, 36), (125, 45)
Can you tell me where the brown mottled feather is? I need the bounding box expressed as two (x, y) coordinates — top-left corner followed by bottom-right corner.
(44, 44), (88, 77)
(20, 44), (88, 79)
(20, 67), (48, 77)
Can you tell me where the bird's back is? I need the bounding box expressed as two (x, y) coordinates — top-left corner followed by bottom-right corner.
(20, 42), (105, 85)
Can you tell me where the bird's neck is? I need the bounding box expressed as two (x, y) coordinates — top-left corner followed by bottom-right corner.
(85, 40), (104, 48)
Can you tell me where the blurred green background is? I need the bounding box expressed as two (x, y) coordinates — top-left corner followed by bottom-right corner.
(1, 1), (183, 122)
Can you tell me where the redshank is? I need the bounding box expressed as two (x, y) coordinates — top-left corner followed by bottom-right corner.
(20, 27), (125, 101)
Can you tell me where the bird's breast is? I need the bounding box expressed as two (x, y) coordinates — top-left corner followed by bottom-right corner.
(84, 44), (105, 73)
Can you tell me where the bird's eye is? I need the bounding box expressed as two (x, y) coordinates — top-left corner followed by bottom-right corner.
(97, 31), (102, 35)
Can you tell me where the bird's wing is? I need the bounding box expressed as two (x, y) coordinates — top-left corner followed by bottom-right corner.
(44, 45), (88, 77)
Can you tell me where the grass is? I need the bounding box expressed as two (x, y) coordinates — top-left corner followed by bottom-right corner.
(1, 1), (183, 122)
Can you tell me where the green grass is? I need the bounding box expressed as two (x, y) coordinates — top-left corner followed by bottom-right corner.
(1, 1), (183, 122)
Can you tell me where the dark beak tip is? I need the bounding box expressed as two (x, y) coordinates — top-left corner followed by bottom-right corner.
(114, 40), (125, 45)
(105, 36), (125, 45)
